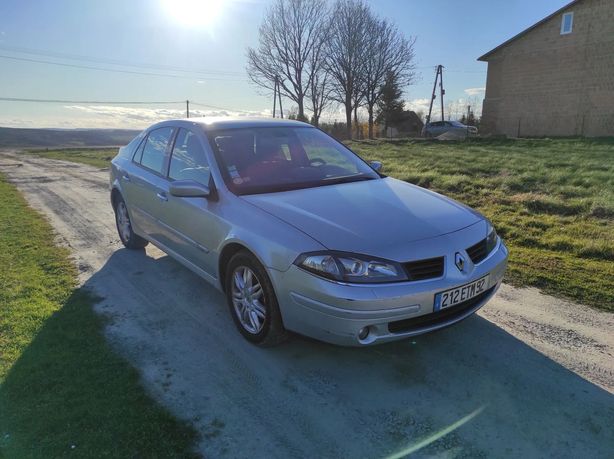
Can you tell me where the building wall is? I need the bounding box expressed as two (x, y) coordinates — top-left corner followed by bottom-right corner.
(481, 0), (614, 137)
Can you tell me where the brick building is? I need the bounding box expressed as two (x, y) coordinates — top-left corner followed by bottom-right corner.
(478, 0), (614, 137)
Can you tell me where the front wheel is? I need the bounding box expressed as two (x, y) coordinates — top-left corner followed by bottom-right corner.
(225, 251), (288, 346)
(114, 195), (148, 249)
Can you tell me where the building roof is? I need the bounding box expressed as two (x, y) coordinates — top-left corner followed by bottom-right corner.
(477, 0), (582, 61)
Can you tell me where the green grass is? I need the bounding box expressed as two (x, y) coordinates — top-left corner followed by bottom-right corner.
(0, 174), (198, 457)
(20, 138), (614, 311)
(24, 147), (118, 169)
(348, 137), (614, 311)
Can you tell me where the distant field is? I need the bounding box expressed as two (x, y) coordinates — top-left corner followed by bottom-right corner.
(25, 147), (118, 169)
(350, 138), (614, 311)
(22, 138), (614, 311)
(0, 127), (138, 148)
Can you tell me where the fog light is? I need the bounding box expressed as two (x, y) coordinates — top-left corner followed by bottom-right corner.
(358, 326), (370, 340)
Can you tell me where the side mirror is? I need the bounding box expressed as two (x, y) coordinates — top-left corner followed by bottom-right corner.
(169, 180), (210, 198)
(369, 160), (383, 173)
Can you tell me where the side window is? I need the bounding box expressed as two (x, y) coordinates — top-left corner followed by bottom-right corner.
(169, 129), (210, 185)
(133, 136), (146, 163)
(139, 127), (174, 174)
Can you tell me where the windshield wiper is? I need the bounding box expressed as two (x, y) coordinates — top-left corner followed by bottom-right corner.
(236, 175), (377, 195)
(321, 174), (376, 186)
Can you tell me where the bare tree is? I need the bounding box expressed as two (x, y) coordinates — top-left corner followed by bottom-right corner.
(307, 68), (333, 126)
(306, 25), (333, 126)
(361, 18), (415, 139)
(325, 0), (371, 139)
(247, 0), (328, 121)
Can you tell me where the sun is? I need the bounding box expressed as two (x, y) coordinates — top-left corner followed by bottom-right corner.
(161, 0), (226, 28)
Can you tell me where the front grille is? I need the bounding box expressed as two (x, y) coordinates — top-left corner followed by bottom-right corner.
(466, 238), (488, 264)
(403, 257), (444, 281)
(388, 286), (495, 334)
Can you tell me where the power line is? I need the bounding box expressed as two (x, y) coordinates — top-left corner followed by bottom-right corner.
(0, 54), (249, 81)
(415, 65), (486, 74)
(0, 96), (259, 115)
(0, 97), (184, 105)
(190, 101), (255, 114)
(0, 45), (247, 77)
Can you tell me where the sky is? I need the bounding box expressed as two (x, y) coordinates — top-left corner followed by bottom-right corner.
(0, 0), (570, 129)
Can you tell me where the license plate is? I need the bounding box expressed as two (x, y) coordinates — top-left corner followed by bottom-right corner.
(434, 275), (489, 311)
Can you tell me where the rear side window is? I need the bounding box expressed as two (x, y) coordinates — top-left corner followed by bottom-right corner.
(168, 129), (210, 185)
(137, 127), (174, 174)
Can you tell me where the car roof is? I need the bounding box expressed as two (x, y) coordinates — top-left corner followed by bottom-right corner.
(149, 117), (312, 132)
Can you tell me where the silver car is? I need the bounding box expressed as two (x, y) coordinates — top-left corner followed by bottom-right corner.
(110, 118), (508, 346)
(423, 120), (478, 138)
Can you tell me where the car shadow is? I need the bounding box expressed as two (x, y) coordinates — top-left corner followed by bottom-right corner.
(9, 247), (614, 458)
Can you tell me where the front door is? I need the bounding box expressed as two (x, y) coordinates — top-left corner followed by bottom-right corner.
(158, 128), (225, 278)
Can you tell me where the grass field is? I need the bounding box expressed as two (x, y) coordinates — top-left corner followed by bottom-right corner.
(22, 138), (614, 311)
(0, 173), (198, 457)
(350, 138), (614, 311)
(25, 147), (117, 169)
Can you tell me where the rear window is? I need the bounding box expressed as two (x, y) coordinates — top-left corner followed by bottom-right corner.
(135, 127), (174, 175)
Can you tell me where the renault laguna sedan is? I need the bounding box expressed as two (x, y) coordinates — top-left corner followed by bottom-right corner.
(110, 118), (508, 346)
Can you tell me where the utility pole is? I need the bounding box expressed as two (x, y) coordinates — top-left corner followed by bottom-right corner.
(273, 77), (278, 118)
(426, 65), (445, 125)
(439, 67), (445, 121)
(278, 91), (284, 118)
(467, 105), (471, 138)
(186, 100), (190, 118)
(272, 76), (284, 119)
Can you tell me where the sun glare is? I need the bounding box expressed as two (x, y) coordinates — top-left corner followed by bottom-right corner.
(161, 0), (226, 28)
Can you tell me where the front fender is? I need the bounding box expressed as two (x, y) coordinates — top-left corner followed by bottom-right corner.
(216, 198), (326, 274)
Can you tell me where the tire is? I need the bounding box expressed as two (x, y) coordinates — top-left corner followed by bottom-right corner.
(114, 195), (149, 250)
(225, 251), (288, 346)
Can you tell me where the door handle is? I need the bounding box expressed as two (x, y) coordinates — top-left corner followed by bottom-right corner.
(156, 191), (168, 202)
(122, 173), (131, 182)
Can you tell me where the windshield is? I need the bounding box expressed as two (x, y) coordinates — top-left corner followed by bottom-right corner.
(207, 126), (380, 195)
(450, 121), (465, 127)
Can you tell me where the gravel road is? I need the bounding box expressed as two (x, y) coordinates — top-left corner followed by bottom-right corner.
(1, 150), (613, 458)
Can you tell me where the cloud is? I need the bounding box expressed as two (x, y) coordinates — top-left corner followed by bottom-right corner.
(61, 104), (270, 128)
(404, 98), (431, 114)
(464, 87), (485, 96)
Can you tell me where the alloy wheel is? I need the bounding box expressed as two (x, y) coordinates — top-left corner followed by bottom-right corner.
(231, 266), (266, 334)
(116, 202), (132, 243)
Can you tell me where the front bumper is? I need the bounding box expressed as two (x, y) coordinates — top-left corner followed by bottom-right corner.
(269, 239), (508, 346)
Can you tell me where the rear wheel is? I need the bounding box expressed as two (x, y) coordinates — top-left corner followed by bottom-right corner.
(225, 251), (288, 346)
(114, 195), (148, 249)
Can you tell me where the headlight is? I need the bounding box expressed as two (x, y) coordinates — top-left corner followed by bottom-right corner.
(486, 226), (498, 253)
(294, 251), (408, 283)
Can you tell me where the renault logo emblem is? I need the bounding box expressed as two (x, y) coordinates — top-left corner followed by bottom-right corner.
(455, 252), (465, 272)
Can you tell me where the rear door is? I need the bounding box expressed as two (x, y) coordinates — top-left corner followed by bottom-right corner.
(159, 128), (224, 277)
(124, 126), (175, 240)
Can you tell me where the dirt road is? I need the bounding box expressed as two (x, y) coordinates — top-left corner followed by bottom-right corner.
(1, 150), (613, 458)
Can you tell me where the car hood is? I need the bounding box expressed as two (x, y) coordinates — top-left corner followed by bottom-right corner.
(242, 177), (482, 259)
